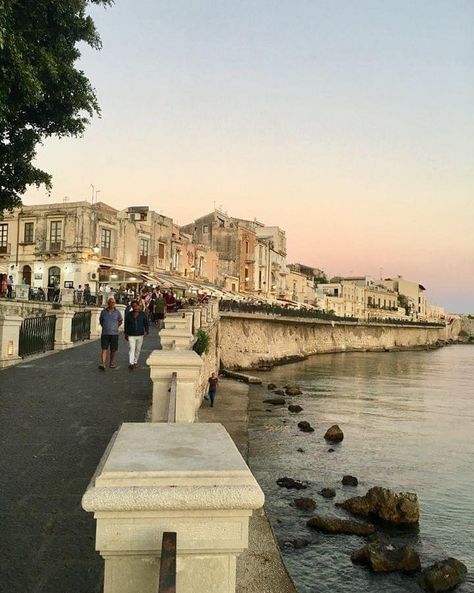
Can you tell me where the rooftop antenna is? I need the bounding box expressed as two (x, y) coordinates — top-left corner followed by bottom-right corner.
(90, 184), (95, 204)
(63, 196), (69, 203)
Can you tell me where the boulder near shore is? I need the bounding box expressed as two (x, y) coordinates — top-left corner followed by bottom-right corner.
(263, 397), (286, 405)
(319, 488), (336, 499)
(298, 421), (314, 433)
(417, 558), (468, 592)
(337, 486), (420, 525)
(351, 538), (421, 573)
(294, 497), (317, 511)
(306, 516), (375, 536)
(276, 477), (307, 490)
(342, 475), (358, 486)
(288, 404), (303, 413)
(324, 425), (344, 442)
(267, 383), (277, 390)
(285, 384), (303, 396)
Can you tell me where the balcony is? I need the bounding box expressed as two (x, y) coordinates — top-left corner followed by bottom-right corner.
(44, 240), (64, 253)
(100, 246), (115, 259)
(245, 256), (256, 263)
(0, 243), (11, 255)
(138, 254), (149, 266)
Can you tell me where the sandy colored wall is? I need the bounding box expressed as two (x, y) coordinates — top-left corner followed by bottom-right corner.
(197, 317), (220, 398)
(219, 313), (450, 370)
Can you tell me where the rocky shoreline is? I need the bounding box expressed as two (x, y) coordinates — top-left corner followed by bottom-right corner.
(247, 377), (470, 593)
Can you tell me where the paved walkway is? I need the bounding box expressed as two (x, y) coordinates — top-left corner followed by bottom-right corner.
(0, 333), (157, 593)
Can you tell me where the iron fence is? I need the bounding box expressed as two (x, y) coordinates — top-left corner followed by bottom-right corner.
(71, 311), (92, 342)
(19, 315), (56, 358)
(219, 299), (358, 322)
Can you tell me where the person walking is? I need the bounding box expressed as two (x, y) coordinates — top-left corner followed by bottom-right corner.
(7, 275), (14, 298)
(207, 372), (219, 407)
(124, 299), (149, 370)
(98, 297), (123, 370)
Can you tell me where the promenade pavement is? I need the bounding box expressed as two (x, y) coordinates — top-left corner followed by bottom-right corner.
(0, 332), (158, 593)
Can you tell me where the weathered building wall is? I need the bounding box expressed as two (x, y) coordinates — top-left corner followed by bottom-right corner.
(219, 313), (450, 370)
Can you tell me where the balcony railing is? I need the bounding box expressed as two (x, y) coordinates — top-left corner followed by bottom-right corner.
(0, 243), (11, 255)
(44, 240), (64, 253)
(139, 254), (149, 266)
(100, 246), (115, 259)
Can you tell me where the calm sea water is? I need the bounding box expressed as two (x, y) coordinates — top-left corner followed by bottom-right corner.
(248, 345), (474, 593)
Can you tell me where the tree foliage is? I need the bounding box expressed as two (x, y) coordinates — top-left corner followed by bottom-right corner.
(0, 0), (112, 213)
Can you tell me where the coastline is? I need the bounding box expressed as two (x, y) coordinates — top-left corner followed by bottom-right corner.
(198, 378), (298, 593)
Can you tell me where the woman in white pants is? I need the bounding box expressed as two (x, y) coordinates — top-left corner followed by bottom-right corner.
(124, 299), (149, 370)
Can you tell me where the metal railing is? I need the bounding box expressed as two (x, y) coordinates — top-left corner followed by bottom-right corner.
(71, 311), (91, 342)
(219, 299), (358, 322)
(158, 532), (176, 593)
(168, 372), (177, 423)
(18, 315), (56, 357)
(219, 300), (445, 327)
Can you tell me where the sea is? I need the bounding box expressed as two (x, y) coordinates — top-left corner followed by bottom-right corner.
(248, 345), (474, 593)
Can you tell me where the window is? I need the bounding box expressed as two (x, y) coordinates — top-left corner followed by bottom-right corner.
(101, 228), (112, 257)
(245, 240), (249, 255)
(157, 242), (165, 265)
(24, 222), (34, 243)
(139, 238), (149, 264)
(49, 221), (62, 251)
(202, 224), (209, 234)
(0, 223), (8, 253)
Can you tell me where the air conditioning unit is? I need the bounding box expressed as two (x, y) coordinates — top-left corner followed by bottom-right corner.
(89, 272), (98, 281)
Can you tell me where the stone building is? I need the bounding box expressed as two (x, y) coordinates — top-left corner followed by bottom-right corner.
(1, 200), (218, 294)
(381, 276), (427, 319)
(181, 211), (258, 292)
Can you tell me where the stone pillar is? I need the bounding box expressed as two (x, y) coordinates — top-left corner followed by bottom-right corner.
(88, 307), (103, 339)
(211, 300), (219, 320)
(82, 423), (264, 593)
(159, 328), (194, 351)
(15, 285), (29, 301)
(61, 288), (74, 304)
(192, 308), (201, 332)
(164, 313), (188, 331)
(54, 310), (75, 350)
(0, 315), (23, 368)
(183, 311), (194, 334)
(116, 304), (126, 332)
(147, 350), (203, 422)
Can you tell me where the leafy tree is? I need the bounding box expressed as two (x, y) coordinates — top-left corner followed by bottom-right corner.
(0, 0), (112, 213)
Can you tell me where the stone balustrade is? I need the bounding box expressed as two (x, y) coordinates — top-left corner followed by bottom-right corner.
(82, 423), (264, 593)
(0, 315), (23, 368)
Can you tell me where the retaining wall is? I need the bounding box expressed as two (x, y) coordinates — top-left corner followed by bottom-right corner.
(219, 313), (450, 370)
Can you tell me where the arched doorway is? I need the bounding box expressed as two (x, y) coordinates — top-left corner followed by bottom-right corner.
(48, 266), (61, 288)
(22, 265), (32, 286)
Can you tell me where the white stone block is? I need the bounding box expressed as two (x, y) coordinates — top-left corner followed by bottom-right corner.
(147, 349), (203, 422)
(82, 423), (264, 593)
(0, 315), (22, 368)
(54, 310), (75, 350)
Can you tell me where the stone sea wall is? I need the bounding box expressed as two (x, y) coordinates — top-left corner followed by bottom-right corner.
(197, 317), (220, 397)
(219, 313), (450, 370)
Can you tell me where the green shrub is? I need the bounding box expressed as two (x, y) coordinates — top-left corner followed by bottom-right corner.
(193, 328), (210, 356)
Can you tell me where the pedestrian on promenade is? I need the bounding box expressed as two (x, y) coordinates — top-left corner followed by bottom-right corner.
(207, 372), (219, 407)
(7, 275), (14, 298)
(98, 297), (123, 370)
(124, 299), (149, 370)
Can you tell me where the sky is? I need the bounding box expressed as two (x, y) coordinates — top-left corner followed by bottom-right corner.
(24, 1), (473, 312)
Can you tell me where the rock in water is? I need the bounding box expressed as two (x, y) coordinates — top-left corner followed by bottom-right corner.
(351, 539), (421, 573)
(286, 384), (303, 396)
(298, 421), (314, 433)
(417, 558), (468, 592)
(307, 516), (375, 536)
(291, 537), (311, 549)
(276, 477), (307, 490)
(267, 383), (277, 390)
(294, 497), (316, 511)
(319, 488), (336, 499)
(263, 397), (286, 405)
(288, 404), (303, 413)
(297, 447), (305, 453)
(273, 389), (285, 396)
(336, 486), (420, 525)
(324, 424), (344, 442)
(342, 475), (358, 486)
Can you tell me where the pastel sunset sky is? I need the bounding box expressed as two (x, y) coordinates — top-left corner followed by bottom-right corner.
(24, 1), (473, 311)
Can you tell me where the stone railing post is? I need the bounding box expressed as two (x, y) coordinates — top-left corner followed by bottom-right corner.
(54, 310), (75, 350)
(192, 308), (201, 332)
(146, 350), (203, 422)
(82, 423), (264, 593)
(115, 304), (126, 332)
(183, 311), (194, 334)
(0, 315), (23, 368)
(88, 307), (103, 339)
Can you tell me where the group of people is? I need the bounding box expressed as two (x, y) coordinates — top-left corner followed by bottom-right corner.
(97, 296), (219, 405)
